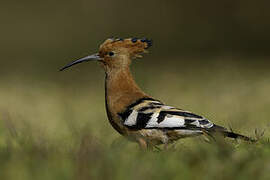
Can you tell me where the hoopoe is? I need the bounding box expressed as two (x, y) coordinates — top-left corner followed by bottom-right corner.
(60, 37), (255, 149)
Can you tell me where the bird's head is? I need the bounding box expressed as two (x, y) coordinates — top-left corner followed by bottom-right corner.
(60, 37), (152, 71)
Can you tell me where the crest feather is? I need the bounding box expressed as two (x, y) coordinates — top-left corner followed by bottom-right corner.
(99, 37), (152, 58)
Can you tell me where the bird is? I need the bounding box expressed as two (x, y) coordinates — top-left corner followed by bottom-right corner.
(60, 37), (255, 150)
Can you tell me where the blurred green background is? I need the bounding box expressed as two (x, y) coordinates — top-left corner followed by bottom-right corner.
(0, 1), (270, 180)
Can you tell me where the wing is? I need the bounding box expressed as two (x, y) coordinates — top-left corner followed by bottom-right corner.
(118, 97), (214, 130)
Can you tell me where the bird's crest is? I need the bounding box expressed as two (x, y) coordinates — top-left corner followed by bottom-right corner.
(99, 37), (152, 58)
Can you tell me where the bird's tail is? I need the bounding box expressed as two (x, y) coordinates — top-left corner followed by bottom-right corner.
(207, 124), (257, 142)
(222, 131), (256, 142)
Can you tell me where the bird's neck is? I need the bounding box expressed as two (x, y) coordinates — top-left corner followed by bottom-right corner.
(105, 67), (147, 113)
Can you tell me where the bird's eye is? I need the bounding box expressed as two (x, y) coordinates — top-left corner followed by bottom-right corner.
(108, 51), (114, 56)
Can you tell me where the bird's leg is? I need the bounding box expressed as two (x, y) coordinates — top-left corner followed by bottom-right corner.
(137, 138), (148, 150)
(162, 136), (169, 151)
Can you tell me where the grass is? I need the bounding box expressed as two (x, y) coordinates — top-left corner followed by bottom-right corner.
(0, 57), (270, 180)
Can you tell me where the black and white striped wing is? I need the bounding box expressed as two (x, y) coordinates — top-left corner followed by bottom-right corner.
(118, 98), (214, 130)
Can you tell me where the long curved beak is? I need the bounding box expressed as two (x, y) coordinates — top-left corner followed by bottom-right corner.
(60, 53), (101, 71)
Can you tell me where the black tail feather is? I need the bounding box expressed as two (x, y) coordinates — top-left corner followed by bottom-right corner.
(223, 131), (256, 142)
(209, 124), (256, 142)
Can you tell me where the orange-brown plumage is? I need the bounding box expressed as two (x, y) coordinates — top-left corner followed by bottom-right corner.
(105, 67), (148, 135)
(100, 38), (152, 145)
(61, 37), (255, 150)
